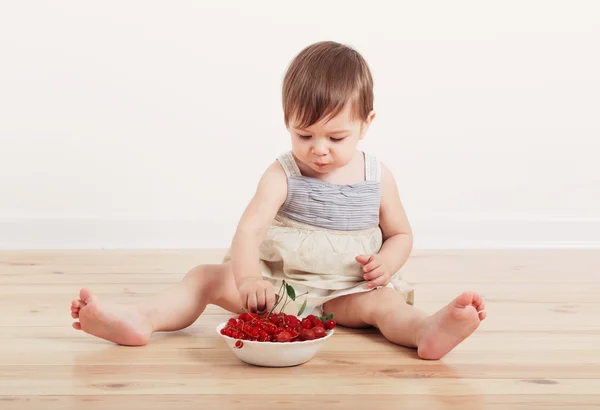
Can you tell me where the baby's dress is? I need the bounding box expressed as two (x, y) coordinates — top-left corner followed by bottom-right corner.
(224, 151), (414, 316)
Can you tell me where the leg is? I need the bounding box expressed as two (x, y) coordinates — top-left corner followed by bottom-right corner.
(323, 287), (486, 360)
(70, 262), (241, 346)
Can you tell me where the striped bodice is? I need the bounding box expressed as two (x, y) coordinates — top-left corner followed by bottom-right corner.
(276, 151), (381, 231)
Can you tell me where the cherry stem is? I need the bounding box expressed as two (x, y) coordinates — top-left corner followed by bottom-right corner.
(266, 280), (287, 318)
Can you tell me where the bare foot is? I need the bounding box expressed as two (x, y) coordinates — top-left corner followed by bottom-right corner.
(416, 291), (486, 360)
(70, 288), (153, 346)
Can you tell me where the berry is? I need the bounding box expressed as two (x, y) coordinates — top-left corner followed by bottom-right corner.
(276, 331), (292, 342)
(325, 319), (336, 330)
(234, 340), (243, 349)
(313, 321), (325, 329)
(313, 327), (327, 338)
(301, 319), (313, 329)
(299, 328), (315, 341)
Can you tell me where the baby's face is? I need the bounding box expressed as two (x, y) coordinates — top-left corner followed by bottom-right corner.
(288, 103), (374, 175)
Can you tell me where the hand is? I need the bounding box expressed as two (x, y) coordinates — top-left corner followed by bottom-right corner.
(237, 277), (277, 313)
(355, 254), (392, 288)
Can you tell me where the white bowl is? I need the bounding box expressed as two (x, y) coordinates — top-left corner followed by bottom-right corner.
(216, 321), (334, 367)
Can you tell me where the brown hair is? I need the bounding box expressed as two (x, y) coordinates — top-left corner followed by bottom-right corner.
(282, 41), (374, 128)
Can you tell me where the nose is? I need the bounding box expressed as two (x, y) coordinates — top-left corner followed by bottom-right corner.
(312, 140), (328, 156)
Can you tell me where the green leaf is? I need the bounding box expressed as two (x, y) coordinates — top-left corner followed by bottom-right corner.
(326, 313), (334, 320)
(320, 316), (327, 322)
(285, 284), (296, 301)
(297, 299), (308, 316)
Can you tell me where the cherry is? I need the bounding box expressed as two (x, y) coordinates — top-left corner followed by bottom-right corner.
(313, 327), (327, 338)
(301, 319), (313, 329)
(276, 331), (292, 342)
(313, 321), (325, 329)
(299, 328), (315, 341)
(325, 319), (336, 330)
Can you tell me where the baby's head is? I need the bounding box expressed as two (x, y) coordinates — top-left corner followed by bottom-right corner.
(282, 41), (376, 174)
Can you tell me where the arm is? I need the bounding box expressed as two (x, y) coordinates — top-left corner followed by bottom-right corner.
(357, 163), (413, 286)
(377, 163), (413, 274)
(230, 161), (288, 290)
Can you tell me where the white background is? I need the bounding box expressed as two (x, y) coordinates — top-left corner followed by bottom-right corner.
(1, 1), (598, 249)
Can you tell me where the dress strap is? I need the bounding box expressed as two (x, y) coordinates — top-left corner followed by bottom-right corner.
(364, 152), (381, 182)
(277, 151), (302, 177)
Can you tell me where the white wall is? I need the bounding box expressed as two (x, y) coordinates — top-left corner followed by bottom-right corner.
(1, 1), (599, 249)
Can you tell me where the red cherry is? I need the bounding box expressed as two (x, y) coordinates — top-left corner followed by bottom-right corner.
(325, 319), (336, 329)
(301, 319), (313, 329)
(234, 340), (244, 349)
(220, 328), (227, 335)
(276, 331), (292, 342)
(313, 327), (327, 338)
(313, 321), (325, 329)
(299, 328), (315, 341)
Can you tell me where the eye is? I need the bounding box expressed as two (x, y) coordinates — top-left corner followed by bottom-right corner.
(330, 137), (345, 142)
(298, 134), (312, 140)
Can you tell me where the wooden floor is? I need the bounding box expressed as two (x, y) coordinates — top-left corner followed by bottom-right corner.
(1, 249), (599, 409)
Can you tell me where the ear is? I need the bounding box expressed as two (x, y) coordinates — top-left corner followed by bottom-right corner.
(359, 110), (376, 139)
(366, 110), (376, 125)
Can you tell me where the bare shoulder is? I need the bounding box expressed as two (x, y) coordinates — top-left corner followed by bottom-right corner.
(255, 160), (288, 205)
(236, 160), (288, 234)
(378, 161), (412, 238)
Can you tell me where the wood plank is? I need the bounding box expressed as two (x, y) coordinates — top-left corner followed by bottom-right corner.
(2, 395), (599, 410)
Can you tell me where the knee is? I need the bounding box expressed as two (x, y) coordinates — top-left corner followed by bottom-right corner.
(183, 264), (225, 300)
(362, 288), (403, 325)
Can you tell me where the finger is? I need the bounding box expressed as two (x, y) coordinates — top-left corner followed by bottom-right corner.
(256, 287), (267, 312)
(355, 254), (372, 265)
(240, 293), (248, 310)
(368, 274), (390, 288)
(364, 268), (385, 281)
(247, 292), (258, 313)
(362, 260), (381, 273)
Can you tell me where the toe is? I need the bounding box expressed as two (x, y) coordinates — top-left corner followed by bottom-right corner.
(72, 322), (82, 330)
(479, 311), (487, 320)
(71, 299), (82, 309)
(454, 291), (476, 308)
(71, 311), (79, 319)
(79, 288), (96, 305)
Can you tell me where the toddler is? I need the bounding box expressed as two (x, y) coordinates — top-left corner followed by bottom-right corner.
(70, 41), (486, 360)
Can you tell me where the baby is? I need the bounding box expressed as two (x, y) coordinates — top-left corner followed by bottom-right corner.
(70, 41), (486, 360)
